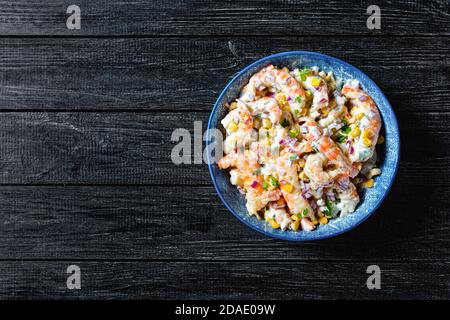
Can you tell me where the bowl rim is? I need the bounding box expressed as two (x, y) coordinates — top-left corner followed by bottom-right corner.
(206, 50), (400, 241)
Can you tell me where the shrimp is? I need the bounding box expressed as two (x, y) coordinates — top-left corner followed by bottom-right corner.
(246, 182), (281, 216)
(247, 97), (282, 124)
(303, 75), (329, 119)
(301, 218), (316, 231)
(276, 150), (313, 216)
(304, 153), (330, 188)
(218, 150), (281, 215)
(240, 65), (307, 121)
(301, 119), (352, 180)
(341, 80), (381, 162)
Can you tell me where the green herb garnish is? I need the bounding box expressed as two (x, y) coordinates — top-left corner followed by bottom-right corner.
(302, 208), (309, 217)
(336, 134), (346, 143)
(253, 168), (261, 175)
(289, 154), (298, 161)
(294, 96), (302, 103)
(269, 175), (279, 188)
(299, 69), (312, 81)
(324, 200), (334, 218)
(341, 125), (351, 134)
(262, 181), (269, 190)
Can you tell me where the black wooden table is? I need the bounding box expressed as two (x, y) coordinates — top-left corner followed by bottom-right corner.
(0, 1), (448, 299)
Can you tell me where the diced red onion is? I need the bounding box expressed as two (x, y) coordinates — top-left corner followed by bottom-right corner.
(314, 86), (320, 90)
(319, 98), (328, 103)
(337, 179), (349, 191)
(309, 200), (318, 210)
(287, 96), (292, 101)
(237, 187), (245, 194)
(301, 191), (313, 199)
(326, 191), (336, 202)
(359, 95), (368, 102)
(250, 180), (258, 188)
(349, 146), (355, 155)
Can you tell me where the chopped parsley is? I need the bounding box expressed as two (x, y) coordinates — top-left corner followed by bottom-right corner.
(294, 96), (302, 103)
(262, 181), (269, 190)
(289, 154), (299, 161)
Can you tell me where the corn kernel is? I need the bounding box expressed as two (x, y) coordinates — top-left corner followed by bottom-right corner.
(229, 102), (237, 110)
(282, 67), (290, 73)
(362, 128), (374, 139)
(269, 219), (280, 229)
(350, 126), (361, 138)
(364, 178), (375, 188)
(262, 118), (272, 129)
(275, 93), (286, 104)
(319, 217), (328, 225)
(291, 214), (299, 221)
(356, 113), (364, 120)
(291, 220), (300, 231)
(312, 219), (319, 225)
(377, 135), (385, 144)
(362, 137), (372, 147)
(318, 212), (324, 218)
(325, 75), (331, 81)
(311, 77), (321, 87)
(299, 171), (309, 182)
(281, 183), (294, 193)
(228, 121), (238, 132)
(305, 90), (312, 98)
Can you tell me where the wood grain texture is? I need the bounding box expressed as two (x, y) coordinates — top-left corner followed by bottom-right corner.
(0, 111), (447, 185)
(0, 0), (448, 36)
(0, 37), (447, 111)
(0, 261), (448, 299)
(0, 185), (447, 261)
(0, 0), (448, 300)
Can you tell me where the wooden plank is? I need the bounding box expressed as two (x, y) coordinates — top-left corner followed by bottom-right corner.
(0, 260), (448, 299)
(0, 1), (447, 36)
(0, 185), (447, 261)
(0, 36), (447, 111)
(0, 111), (447, 185)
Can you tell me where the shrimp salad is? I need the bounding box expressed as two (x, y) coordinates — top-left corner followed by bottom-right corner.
(218, 64), (384, 232)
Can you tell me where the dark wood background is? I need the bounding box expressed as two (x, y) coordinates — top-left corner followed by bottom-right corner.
(0, 0), (448, 299)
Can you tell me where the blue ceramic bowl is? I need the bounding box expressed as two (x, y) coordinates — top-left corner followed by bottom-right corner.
(206, 51), (400, 241)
